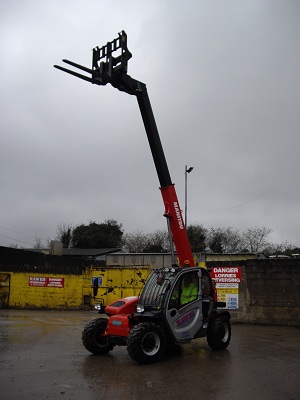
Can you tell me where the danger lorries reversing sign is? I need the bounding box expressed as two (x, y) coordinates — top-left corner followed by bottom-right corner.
(210, 267), (242, 283)
(210, 267), (242, 310)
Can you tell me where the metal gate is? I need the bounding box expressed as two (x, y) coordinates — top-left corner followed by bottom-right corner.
(0, 273), (10, 308)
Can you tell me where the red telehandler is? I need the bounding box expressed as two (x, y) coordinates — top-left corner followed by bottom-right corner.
(54, 31), (231, 364)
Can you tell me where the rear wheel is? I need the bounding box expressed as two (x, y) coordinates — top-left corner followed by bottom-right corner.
(127, 322), (166, 364)
(207, 315), (231, 350)
(82, 318), (114, 355)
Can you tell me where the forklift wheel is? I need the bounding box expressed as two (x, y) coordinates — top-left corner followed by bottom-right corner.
(127, 322), (166, 364)
(207, 315), (231, 350)
(82, 318), (114, 355)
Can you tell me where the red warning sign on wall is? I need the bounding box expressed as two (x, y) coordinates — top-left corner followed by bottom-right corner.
(29, 277), (64, 288)
(210, 267), (242, 283)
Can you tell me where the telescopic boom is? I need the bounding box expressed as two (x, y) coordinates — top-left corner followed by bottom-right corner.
(54, 31), (194, 267)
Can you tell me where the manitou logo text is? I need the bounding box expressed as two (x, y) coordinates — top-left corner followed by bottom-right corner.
(173, 202), (184, 229)
(176, 310), (196, 328)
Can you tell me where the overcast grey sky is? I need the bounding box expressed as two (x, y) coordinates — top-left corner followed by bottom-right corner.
(1, 0), (299, 248)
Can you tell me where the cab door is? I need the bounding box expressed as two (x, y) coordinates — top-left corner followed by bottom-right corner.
(164, 269), (203, 341)
(201, 268), (215, 321)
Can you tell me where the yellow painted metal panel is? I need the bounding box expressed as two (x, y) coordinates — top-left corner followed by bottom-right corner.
(91, 266), (152, 307)
(2, 261), (170, 309)
(0, 273), (10, 308)
(6, 271), (89, 309)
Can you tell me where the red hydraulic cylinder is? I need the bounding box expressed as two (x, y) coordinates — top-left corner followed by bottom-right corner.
(160, 184), (195, 267)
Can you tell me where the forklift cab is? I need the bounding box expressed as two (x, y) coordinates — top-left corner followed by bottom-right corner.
(136, 267), (214, 343)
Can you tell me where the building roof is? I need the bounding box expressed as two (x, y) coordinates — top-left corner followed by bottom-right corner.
(61, 248), (120, 257)
(26, 247), (121, 258)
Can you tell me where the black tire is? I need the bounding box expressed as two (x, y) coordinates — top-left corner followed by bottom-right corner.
(207, 315), (231, 350)
(82, 318), (114, 355)
(127, 322), (166, 364)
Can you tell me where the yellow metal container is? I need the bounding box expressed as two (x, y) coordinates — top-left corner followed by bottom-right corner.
(91, 266), (152, 306)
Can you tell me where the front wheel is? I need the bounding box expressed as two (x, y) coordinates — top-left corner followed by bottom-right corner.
(127, 322), (166, 364)
(82, 318), (114, 355)
(207, 315), (231, 350)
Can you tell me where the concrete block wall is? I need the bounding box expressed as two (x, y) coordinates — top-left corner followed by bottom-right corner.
(245, 261), (300, 326)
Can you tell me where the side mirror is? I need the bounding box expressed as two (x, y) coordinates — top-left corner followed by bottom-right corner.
(157, 273), (165, 286)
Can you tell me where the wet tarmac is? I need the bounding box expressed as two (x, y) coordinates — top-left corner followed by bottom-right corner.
(0, 309), (299, 400)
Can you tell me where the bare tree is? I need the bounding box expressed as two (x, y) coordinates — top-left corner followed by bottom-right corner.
(8, 243), (19, 249)
(122, 229), (171, 253)
(221, 227), (242, 253)
(241, 226), (272, 253)
(122, 231), (151, 252)
(266, 241), (298, 257)
(56, 222), (73, 248)
(34, 236), (43, 249)
(143, 229), (171, 252)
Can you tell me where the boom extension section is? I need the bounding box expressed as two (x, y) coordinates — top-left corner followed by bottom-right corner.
(54, 30), (194, 267)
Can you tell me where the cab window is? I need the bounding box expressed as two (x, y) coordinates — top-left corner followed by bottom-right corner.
(168, 271), (199, 310)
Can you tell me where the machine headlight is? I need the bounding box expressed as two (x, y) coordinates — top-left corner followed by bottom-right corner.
(136, 305), (144, 313)
(94, 304), (102, 312)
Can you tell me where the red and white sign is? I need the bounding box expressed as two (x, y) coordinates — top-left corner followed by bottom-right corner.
(29, 277), (64, 288)
(210, 267), (242, 283)
(47, 278), (64, 288)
